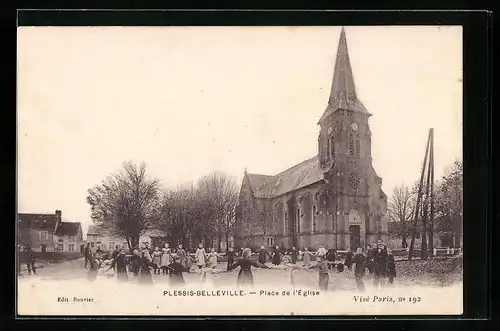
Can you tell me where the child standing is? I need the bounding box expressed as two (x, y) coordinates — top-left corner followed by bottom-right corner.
(152, 247), (162, 275)
(316, 255), (331, 291)
(386, 249), (396, 285)
(87, 253), (101, 282)
(195, 244), (207, 270)
(302, 247), (312, 268)
(160, 245), (172, 275)
(167, 256), (187, 287)
(207, 248), (222, 268)
(354, 246), (367, 291)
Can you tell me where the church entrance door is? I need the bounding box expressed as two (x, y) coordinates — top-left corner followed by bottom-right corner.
(349, 225), (361, 250)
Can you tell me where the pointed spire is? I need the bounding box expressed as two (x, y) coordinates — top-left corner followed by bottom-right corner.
(319, 27), (368, 123)
(330, 27), (357, 104)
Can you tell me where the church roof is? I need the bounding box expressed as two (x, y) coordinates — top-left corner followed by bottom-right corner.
(319, 27), (369, 123)
(246, 155), (324, 198)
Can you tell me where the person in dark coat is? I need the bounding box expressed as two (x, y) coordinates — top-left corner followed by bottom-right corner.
(225, 247), (237, 271)
(228, 248), (269, 288)
(386, 249), (396, 285)
(271, 246), (282, 266)
(25, 245), (37, 275)
(315, 255), (332, 291)
(258, 246), (269, 265)
(345, 248), (354, 270)
(17, 245), (24, 276)
(290, 247), (298, 264)
(326, 247), (336, 269)
(129, 249), (142, 277)
(96, 245), (102, 254)
(84, 243), (92, 268)
(111, 245), (120, 271)
(106, 248), (128, 282)
(353, 246), (367, 291)
(373, 243), (388, 289)
(167, 256), (188, 287)
(366, 244), (376, 274)
(138, 251), (158, 285)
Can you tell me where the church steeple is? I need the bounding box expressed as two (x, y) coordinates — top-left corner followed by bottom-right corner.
(319, 27), (368, 124)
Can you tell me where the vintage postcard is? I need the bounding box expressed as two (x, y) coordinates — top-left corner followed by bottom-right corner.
(17, 25), (463, 316)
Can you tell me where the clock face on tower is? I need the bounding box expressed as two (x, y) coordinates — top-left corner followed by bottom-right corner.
(351, 123), (358, 131)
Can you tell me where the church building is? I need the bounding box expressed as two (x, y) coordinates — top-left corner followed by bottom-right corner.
(234, 28), (388, 251)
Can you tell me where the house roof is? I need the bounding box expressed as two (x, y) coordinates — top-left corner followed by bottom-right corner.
(18, 213), (58, 231)
(246, 155), (324, 198)
(143, 229), (168, 238)
(87, 224), (105, 235)
(55, 222), (80, 236)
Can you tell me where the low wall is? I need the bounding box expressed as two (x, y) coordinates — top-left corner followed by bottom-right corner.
(30, 251), (82, 262)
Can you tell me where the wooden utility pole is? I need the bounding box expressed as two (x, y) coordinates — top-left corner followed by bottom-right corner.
(408, 129), (432, 261)
(428, 129), (435, 257)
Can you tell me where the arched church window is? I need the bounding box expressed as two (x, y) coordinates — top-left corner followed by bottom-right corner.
(348, 133), (355, 156)
(329, 136), (335, 159)
(312, 205), (317, 233)
(297, 208), (301, 234)
(355, 137), (361, 158)
(284, 211), (288, 234)
(327, 137), (331, 159)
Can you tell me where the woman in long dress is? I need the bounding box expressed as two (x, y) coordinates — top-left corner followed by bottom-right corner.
(138, 251), (158, 285)
(106, 248), (128, 282)
(160, 246), (172, 275)
(176, 244), (187, 269)
(152, 247), (162, 275)
(87, 253), (101, 282)
(195, 244), (207, 270)
(271, 246), (282, 266)
(303, 247), (312, 268)
(167, 256), (188, 287)
(228, 248), (269, 288)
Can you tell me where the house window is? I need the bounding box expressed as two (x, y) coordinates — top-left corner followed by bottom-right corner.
(57, 243), (64, 251)
(349, 133), (355, 156)
(90, 242), (95, 248)
(69, 236), (75, 242)
(58, 238), (63, 243)
(68, 244), (75, 251)
(39, 231), (48, 241)
(312, 205), (317, 233)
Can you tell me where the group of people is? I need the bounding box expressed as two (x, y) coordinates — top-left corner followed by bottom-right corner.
(345, 240), (397, 292)
(80, 239), (396, 292)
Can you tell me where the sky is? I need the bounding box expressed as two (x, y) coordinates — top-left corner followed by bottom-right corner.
(17, 26), (462, 238)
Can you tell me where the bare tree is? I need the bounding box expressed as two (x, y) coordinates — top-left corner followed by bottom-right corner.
(387, 185), (414, 248)
(197, 171), (239, 251)
(159, 183), (210, 248)
(86, 161), (161, 249)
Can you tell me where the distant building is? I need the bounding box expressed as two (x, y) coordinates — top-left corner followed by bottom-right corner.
(86, 225), (127, 252)
(86, 225), (168, 252)
(18, 210), (62, 252)
(18, 209), (85, 253)
(54, 221), (84, 253)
